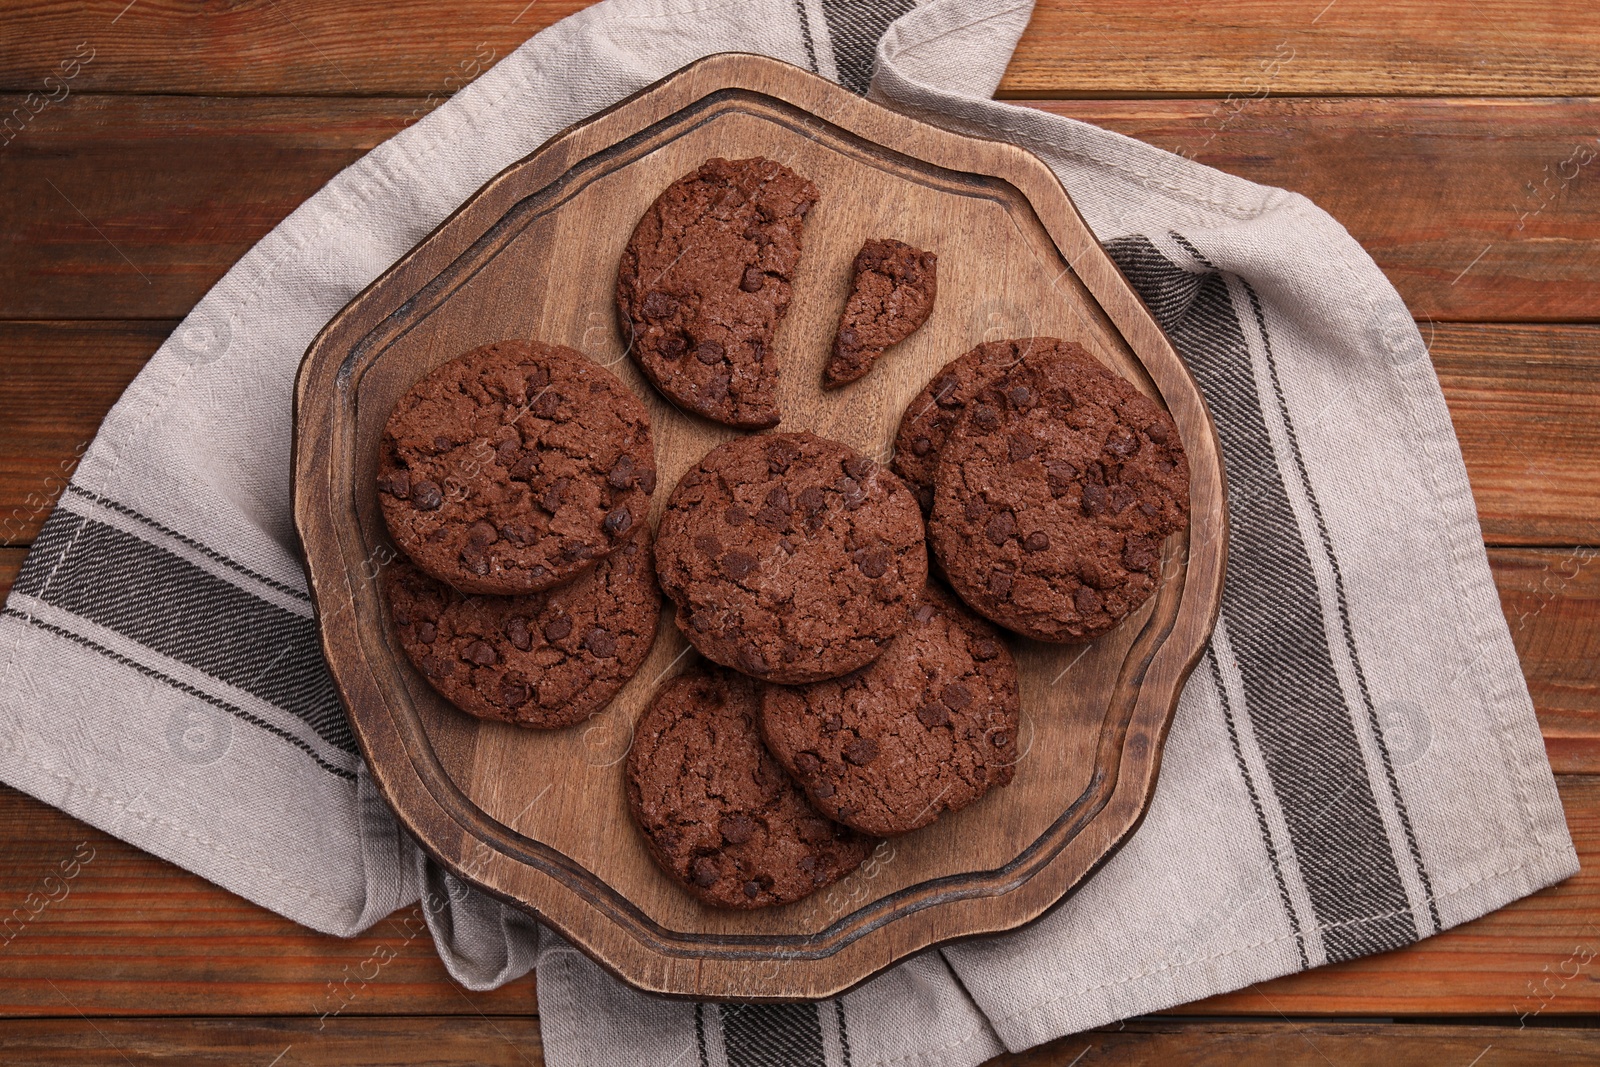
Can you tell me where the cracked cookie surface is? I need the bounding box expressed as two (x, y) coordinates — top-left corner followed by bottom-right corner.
(384, 528), (660, 729)
(655, 432), (928, 684)
(617, 157), (817, 428)
(824, 238), (936, 388)
(626, 664), (876, 909)
(378, 340), (656, 595)
(759, 582), (1019, 837)
(892, 337), (1069, 512)
(927, 342), (1189, 642)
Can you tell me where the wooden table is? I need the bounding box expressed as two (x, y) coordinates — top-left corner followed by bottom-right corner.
(0, 2), (1595, 1062)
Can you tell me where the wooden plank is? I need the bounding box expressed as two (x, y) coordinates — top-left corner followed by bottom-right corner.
(3, 320), (1594, 548)
(0, 782), (537, 1016)
(1180, 775), (1600, 1018)
(0, 1017), (542, 1066)
(990, 1021), (1600, 1065)
(1, 1018), (1595, 1066)
(0, 1), (592, 96)
(1004, 1), (1600, 99)
(5, 96), (1596, 323)
(1431, 324), (1600, 547)
(1, 1), (1596, 98)
(1027, 98), (1600, 324)
(0, 767), (1595, 1019)
(0, 548), (22, 598)
(0, 95), (410, 321)
(0, 323), (162, 547)
(1494, 549), (1600, 775)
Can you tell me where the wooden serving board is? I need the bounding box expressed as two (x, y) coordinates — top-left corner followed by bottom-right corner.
(292, 52), (1226, 1001)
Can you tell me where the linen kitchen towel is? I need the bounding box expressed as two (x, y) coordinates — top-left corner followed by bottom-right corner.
(0, 1), (1576, 1065)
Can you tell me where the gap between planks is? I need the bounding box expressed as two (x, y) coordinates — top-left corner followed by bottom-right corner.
(2, 95), (1596, 324)
(0, 0), (1597, 97)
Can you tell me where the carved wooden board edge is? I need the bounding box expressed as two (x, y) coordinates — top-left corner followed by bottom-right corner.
(292, 52), (1227, 1001)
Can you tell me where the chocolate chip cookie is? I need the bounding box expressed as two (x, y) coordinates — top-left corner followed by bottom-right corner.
(378, 340), (656, 595)
(384, 527), (661, 728)
(823, 238), (937, 389)
(617, 157), (817, 429)
(655, 432), (928, 684)
(892, 337), (1066, 512)
(627, 664), (876, 908)
(927, 344), (1189, 642)
(759, 583), (1020, 837)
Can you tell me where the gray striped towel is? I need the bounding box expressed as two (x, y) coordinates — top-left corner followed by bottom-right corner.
(0, 1), (1576, 1064)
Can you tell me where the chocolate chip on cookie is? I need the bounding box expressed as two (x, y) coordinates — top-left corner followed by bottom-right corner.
(617, 157), (818, 429)
(893, 337), (1082, 513)
(626, 664), (876, 908)
(378, 340), (656, 594)
(926, 341), (1189, 642)
(384, 528), (661, 728)
(759, 582), (1020, 836)
(655, 432), (928, 684)
(823, 238), (937, 389)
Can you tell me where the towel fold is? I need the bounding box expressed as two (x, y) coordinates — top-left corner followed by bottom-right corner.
(0, 1), (1574, 1064)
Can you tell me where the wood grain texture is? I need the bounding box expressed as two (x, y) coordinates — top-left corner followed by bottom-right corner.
(1494, 549), (1600, 775)
(1003, 1), (1600, 98)
(0, 774), (1596, 1019)
(1, 1), (1597, 97)
(1, 544), (1592, 773)
(0, 0), (592, 95)
(1027, 98), (1600, 324)
(2, 1018), (1597, 1066)
(0, 0), (1594, 1052)
(0, 787), (537, 1017)
(1180, 777), (1600, 1019)
(1430, 324), (1600, 547)
(0, 549), (23, 595)
(5, 95), (1597, 322)
(0, 1017), (542, 1065)
(3, 1018), (1597, 1066)
(0, 95), (409, 321)
(294, 51), (1225, 1001)
(2, 320), (1591, 548)
(988, 1021), (1600, 1065)
(0, 321), (162, 546)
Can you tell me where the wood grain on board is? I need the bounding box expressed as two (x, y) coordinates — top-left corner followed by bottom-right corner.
(0, 1), (1597, 97)
(292, 51), (1225, 1001)
(4, 95), (1597, 322)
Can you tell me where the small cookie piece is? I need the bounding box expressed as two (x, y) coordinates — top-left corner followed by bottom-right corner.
(384, 528), (661, 729)
(823, 239), (937, 388)
(655, 432), (928, 684)
(627, 665), (876, 908)
(759, 583), (1020, 837)
(892, 337), (1070, 512)
(927, 344), (1189, 642)
(617, 157), (818, 429)
(378, 340), (656, 594)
